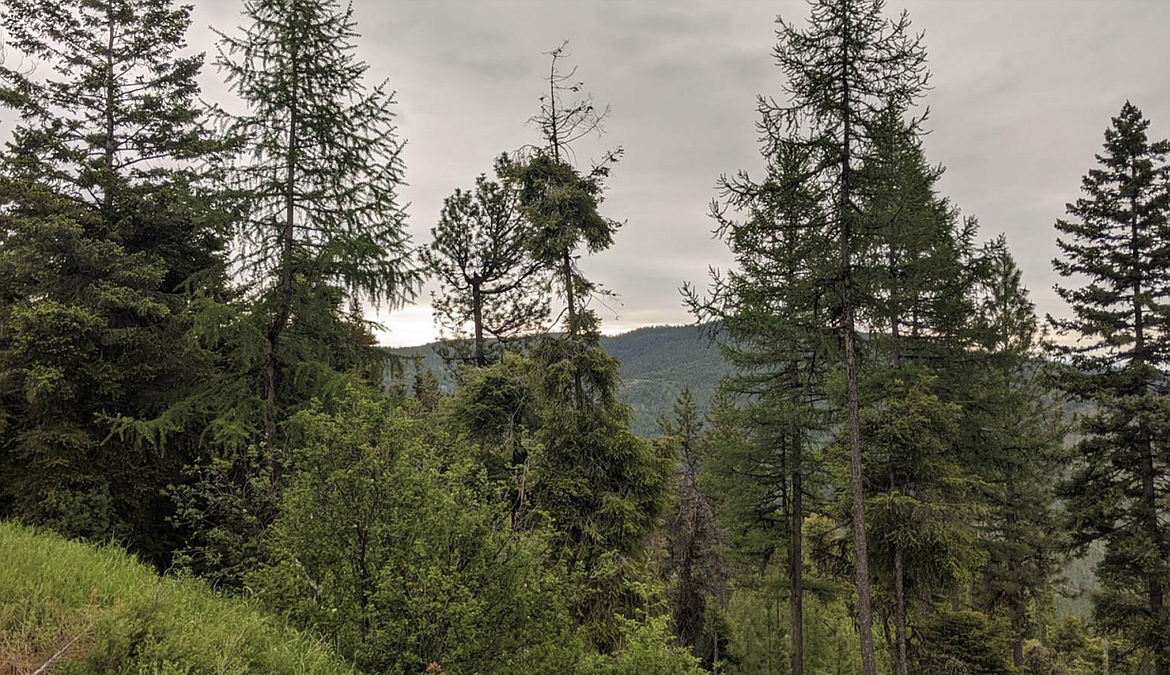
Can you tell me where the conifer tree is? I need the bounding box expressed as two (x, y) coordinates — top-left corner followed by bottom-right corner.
(0, 0), (227, 561)
(1050, 101), (1170, 675)
(215, 0), (417, 441)
(502, 44), (671, 649)
(758, 2), (931, 671)
(660, 388), (729, 667)
(686, 142), (834, 675)
(423, 158), (549, 368)
(968, 242), (1066, 668)
(856, 108), (981, 675)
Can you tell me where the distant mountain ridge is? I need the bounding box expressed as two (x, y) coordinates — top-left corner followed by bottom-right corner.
(391, 324), (727, 437)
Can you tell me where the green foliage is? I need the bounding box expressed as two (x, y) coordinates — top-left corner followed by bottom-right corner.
(0, 520), (355, 674)
(0, 0), (229, 563)
(253, 387), (583, 675)
(913, 610), (1016, 675)
(583, 616), (707, 675)
(660, 388), (729, 667)
(529, 331), (675, 648)
(216, 0), (415, 306)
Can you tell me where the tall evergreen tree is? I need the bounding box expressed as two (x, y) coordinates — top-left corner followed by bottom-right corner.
(503, 42), (622, 405)
(761, 2), (931, 671)
(968, 242), (1067, 668)
(1050, 101), (1170, 675)
(0, 0), (228, 562)
(856, 108), (981, 675)
(422, 157), (549, 368)
(686, 141), (835, 675)
(500, 45), (671, 649)
(215, 0), (417, 441)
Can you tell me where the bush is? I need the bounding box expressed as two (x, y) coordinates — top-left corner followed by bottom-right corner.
(252, 388), (585, 675)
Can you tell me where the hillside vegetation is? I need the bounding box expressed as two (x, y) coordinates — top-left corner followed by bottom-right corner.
(394, 324), (725, 437)
(0, 521), (355, 675)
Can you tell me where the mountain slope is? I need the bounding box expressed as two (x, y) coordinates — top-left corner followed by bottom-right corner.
(391, 324), (727, 437)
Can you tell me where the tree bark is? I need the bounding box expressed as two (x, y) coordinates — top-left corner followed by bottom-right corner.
(1011, 613), (1024, 668)
(893, 546), (908, 675)
(837, 5), (876, 671)
(265, 40), (299, 447)
(791, 433), (805, 675)
(1131, 183), (1166, 675)
(472, 283), (486, 367)
(562, 249), (584, 407)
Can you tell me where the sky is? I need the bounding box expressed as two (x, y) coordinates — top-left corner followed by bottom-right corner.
(12, 0), (1170, 347)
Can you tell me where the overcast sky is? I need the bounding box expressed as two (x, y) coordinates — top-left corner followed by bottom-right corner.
(41, 1), (1170, 346)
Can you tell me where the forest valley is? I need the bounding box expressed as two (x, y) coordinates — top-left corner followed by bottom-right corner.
(0, 0), (1167, 674)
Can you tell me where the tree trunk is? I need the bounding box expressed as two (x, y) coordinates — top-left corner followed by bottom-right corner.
(102, 11), (117, 216)
(893, 546), (908, 675)
(1131, 188), (1166, 675)
(839, 6), (877, 671)
(562, 249), (584, 406)
(791, 434), (805, 675)
(1011, 613), (1024, 668)
(472, 283), (486, 367)
(265, 45), (299, 447)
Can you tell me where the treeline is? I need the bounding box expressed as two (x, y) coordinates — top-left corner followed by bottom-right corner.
(0, 1), (1166, 675)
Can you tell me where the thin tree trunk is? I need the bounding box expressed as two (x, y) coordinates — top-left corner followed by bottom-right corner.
(265, 44), (299, 446)
(562, 249), (584, 406)
(791, 433), (805, 675)
(889, 311), (909, 675)
(839, 6), (877, 671)
(472, 283), (486, 367)
(1010, 613), (1024, 668)
(102, 12), (117, 216)
(893, 546), (908, 675)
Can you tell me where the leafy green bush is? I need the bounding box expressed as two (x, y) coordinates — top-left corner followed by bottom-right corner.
(252, 388), (586, 675)
(0, 520), (354, 674)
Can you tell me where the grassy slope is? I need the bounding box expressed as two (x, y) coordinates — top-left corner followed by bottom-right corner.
(0, 521), (355, 675)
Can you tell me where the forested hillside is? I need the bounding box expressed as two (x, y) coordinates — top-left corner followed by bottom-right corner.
(394, 324), (725, 436)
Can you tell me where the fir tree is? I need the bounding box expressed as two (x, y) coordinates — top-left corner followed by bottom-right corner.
(659, 388), (729, 667)
(422, 158), (549, 368)
(503, 44), (671, 649)
(0, 0), (228, 562)
(968, 243), (1067, 668)
(1050, 101), (1170, 675)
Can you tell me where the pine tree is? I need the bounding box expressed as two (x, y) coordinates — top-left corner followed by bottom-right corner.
(215, 0), (417, 442)
(856, 108), (982, 675)
(1050, 101), (1170, 675)
(422, 157), (549, 368)
(0, 0), (228, 562)
(759, 2), (931, 671)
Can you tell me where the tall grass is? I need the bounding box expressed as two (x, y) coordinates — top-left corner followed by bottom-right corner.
(0, 521), (356, 674)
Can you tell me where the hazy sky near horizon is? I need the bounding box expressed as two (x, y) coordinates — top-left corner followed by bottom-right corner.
(9, 0), (1170, 346)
